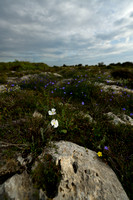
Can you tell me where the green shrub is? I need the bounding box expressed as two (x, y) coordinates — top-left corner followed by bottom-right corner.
(111, 69), (133, 80)
(31, 154), (62, 198)
(0, 74), (8, 84)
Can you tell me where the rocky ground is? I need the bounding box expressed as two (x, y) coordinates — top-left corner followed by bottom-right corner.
(0, 70), (132, 199)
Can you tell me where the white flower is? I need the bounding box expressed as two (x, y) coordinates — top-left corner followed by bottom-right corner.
(51, 119), (59, 128)
(48, 108), (56, 115)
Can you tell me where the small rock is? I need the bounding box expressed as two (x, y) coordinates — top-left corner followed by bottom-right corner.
(33, 111), (43, 119)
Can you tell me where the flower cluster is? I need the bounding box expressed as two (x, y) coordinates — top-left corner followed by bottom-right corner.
(48, 108), (59, 128)
(97, 146), (109, 158)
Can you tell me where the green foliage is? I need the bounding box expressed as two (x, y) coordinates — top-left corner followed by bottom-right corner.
(31, 154), (62, 198)
(0, 61), (133, 199)
(0, 74), (8, 84)
(111, 69), (133, 80)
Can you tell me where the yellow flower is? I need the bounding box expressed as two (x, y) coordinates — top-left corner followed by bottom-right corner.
(97, 151), (102, 157)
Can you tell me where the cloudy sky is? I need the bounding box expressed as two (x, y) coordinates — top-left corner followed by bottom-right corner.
(1, 0), (133, 66)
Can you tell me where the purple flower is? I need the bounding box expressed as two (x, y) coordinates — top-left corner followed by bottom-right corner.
(51, 91), (54, 93)
(70, 92), (72, 94)
(62, 87), (65, 89)
(82, 102), (84, 105)
(64, 92), (66, 94)
(122, 108), (126, 111)
(67, 82), (70, 84)
(130, 113), (133, 116)
(11, 84), (15, 87)
(110, 99), (112, 101)
(101, 89), (103, 92)
(104, 146), (109, 150)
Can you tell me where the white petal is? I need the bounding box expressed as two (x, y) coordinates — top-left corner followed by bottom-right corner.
(52, 108), (56, 112)
(48, 111), (52, 115)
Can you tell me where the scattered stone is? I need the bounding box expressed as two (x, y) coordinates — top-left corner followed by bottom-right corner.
(94, 82), (133, 94)
(104, 112), (133, 126)
(55, 78), (73, 87)
(33, 111), (43, 119)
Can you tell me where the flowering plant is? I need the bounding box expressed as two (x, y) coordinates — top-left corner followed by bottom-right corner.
(51, 119), (59, 128)
(48, 108), (59, 128)
(97, 151), (102, 157)
(48, 108), (56, 115)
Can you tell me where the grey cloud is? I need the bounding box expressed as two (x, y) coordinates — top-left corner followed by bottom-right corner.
(0, 0), (133, 65)
(96, 31), (117, 41)
(114, 18), (127, 26)
(129, 11), (133, 17)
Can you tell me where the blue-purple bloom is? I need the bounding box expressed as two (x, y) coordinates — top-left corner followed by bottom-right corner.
(104, 146), (109, 150)
(130, 113), (133, 116)
(122, 108), (126, 111)
(82, 102), (84, 105)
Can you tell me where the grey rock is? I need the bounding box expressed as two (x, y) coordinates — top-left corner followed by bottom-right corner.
(104, 112), (133, 126)
(35, 141), (129, 200)
(0, 141), (129, 200)
(1, 170), (39, 200)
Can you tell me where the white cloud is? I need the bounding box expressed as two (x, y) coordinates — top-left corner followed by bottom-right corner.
(0, 0), (133, 66)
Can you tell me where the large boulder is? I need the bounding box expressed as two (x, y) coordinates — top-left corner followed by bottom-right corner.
(0, 141), (129, 200)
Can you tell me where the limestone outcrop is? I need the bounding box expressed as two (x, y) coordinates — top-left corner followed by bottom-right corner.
(0, 141), (129, 200)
